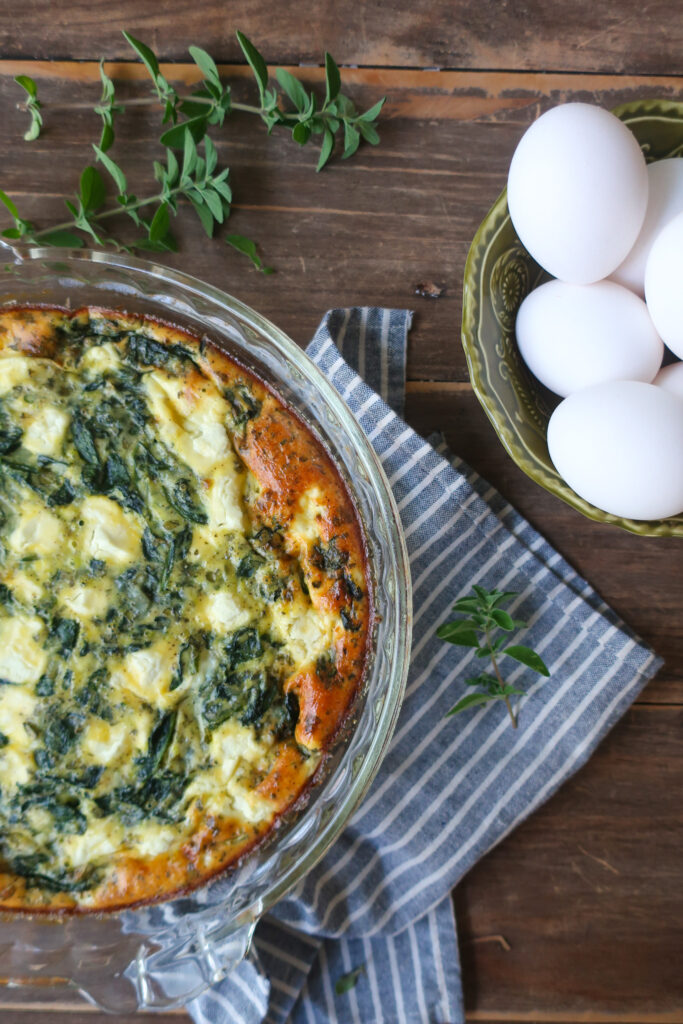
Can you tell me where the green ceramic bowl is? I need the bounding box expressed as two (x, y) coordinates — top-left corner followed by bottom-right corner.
(461, 99), (683, 538)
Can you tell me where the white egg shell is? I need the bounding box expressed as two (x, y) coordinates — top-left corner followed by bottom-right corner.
(653, 361), (683, 401)
(644, 211), (683, 359)
(516, 280), (663, 397)
(547, 380), (683, 520)
(611, 158), (683, 297)
(507, 103), (648, 284)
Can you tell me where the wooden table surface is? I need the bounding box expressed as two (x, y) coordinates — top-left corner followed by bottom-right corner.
(1, 2), (682, 1021)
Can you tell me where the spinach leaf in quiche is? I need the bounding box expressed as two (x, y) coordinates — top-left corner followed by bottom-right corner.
(166, 477), (208, 524)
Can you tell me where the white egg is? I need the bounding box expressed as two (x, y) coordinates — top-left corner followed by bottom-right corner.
(516, 280), (663, 397)
(644, 211), (683, 359)
(611, 158), (683, 297)
(653, 361), (683, 401)
(507, 103), (648, 284)
(547, 380), (683, 520)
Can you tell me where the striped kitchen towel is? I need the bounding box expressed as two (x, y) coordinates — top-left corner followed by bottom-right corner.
(188, 307), (662, 1024)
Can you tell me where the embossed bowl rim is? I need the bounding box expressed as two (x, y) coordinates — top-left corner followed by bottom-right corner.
(461, 98), (683, 538)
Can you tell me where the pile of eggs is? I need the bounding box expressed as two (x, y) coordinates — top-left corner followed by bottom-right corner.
(508, 102), (683, 522)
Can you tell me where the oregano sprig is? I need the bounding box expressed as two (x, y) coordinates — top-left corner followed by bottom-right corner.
(94, 60), (123, 152)
(6, 30), (385, 265)
(14, 75), (42, 141)
(335, 964), (365, 995)
(437, 587), (550, 728)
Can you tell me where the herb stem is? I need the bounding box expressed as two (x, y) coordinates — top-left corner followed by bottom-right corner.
(485, 623), (518, 729)
(5, 32), (385, 254)
(18, 96), (327, 122)
(30, 187), (186, 240)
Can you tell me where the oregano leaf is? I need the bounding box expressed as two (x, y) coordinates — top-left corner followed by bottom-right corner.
(204, 136), (218, 175)
(446, 692), (499, 716)
(38, 229), (85, 248)
(316, 128), (335, 172)
(358, 121), (380, 145)
(335, 965), (364, 995)
(92, 145), (127, 193)
(236, 31), (268, 100)
(190, 197), (214, 237)
(188, 45), (221, 89)
(225, 233), (274, 274)
(490, 608), (515, 631)
(15, 74), (43, 141)
(324, 52), (341, 106)
(0, 190), (20, 220)
(99, 122), (114, 152)
(79, 166), (106, 213)
(503, 645), (551, 677)
(275, 68), (309, 112)
(182, 128), (198, 178)
(123, 31), (161, 84)
(358, 97), (386, 123)
(292, 122), (311, 145)
(435, 622), (479, 648)
(342, 123), (360, 159)
(202, 188), (224, 222)
(148, 202), (171, 243)
(14, 74), (37, 99)
(161, 116), (207, 148)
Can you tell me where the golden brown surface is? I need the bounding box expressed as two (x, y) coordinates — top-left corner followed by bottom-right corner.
(0, 306), (370, 914)
(1, 1), (682, 1016)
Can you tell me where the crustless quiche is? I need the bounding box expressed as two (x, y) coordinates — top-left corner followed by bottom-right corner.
(0, 306), (370, 913)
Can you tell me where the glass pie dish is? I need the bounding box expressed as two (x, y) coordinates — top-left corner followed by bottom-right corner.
(0, 246), (412, 1011)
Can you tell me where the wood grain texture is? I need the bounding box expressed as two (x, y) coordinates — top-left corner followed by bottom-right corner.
(0, 47), (681, 1023)
(456, 706), (683, 1018)
(0, 64), (682, 382)
(406, 389), (683, 705)
(0, 1013), (187, 1023)
(2, 0), (683, 75)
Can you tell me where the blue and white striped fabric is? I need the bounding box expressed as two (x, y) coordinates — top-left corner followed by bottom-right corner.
(188, 307), (662, 1024)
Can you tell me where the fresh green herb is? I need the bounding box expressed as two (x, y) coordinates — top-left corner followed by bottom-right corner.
(437, 586), (550, 728)
(335, 964), (365, 995)
(6, 31), (385, 263)
(225, 234), (274, 274)
(14, 75), (43, 141)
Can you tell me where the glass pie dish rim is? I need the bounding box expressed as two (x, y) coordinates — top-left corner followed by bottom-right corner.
(0, 245), (412, 1011)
